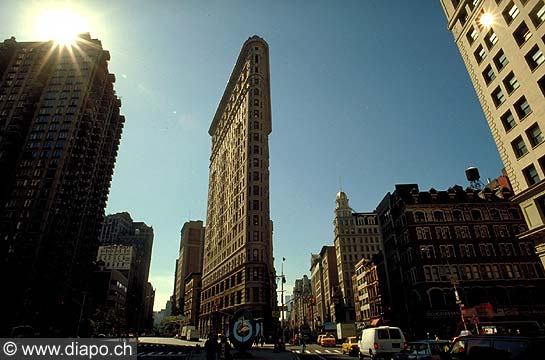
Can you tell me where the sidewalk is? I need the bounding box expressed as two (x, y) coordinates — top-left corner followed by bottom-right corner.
(188, 347), (298, 360)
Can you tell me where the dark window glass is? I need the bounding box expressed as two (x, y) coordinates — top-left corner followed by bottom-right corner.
(530, 1), (545, 27)
(501, 110), (516, 131)
(513, 22), (532, 46)
(512, 136), (529, 158)
(525, 45), (545, 70)
(514, 96), (532, 119)
(494, 50), (509, 71)
(526, 123), (544, 147)
(523, 164), (540, 185)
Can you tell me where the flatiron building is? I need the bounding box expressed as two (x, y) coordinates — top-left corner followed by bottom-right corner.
(199, 36), (275, 336)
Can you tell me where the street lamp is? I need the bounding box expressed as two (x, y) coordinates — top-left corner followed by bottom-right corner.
(421, 247), (467, 332)
(275, 257), (286, 343)
(446, 262), (468, 331)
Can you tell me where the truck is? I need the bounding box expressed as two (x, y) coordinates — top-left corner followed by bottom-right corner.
(336, 322), (356, 342)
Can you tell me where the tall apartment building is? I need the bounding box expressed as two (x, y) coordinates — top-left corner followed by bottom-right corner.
(333, 191), (382, 322)
(0, 34), (124, 336)
(291, 275), (312, 329)
(440, 0), (545, 267)
(309, 245), (340, 328)
(309, 254), (324, 330)
(377, 183), (545, 339)
(199, 36), (275, 336)
(173, 220), (205, 315)
(99, 212), (154, 333)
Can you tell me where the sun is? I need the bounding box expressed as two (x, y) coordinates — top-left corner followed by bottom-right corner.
(480, 13), (495, 27)
(35, 8), (88, 46)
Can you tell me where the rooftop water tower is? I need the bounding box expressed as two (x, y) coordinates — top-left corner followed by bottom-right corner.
(466, 166), (484, 190)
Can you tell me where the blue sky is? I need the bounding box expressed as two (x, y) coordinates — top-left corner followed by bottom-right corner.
(1, 0), (504, 311)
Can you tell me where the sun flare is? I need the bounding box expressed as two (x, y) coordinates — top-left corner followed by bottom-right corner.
(480, 13), (494, 27)
(36, 9), (88, 46)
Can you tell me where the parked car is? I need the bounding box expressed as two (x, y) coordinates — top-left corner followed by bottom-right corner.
(358, 326), (406, 359)
(342, 336), (359, 356)
(448, 335), (545, 360)
(321, 334), (337, 347)
(392, 340), (450, 360)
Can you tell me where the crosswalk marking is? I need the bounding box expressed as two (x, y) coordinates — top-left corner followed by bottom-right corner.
(292, 349), (341, 354)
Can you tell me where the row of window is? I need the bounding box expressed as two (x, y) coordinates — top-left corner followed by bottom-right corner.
(414, 208), (520, 222)
(512, 121), (544, 158)
(423, 262), (540, 282)
(340, 247), (379, 261)
(468, 1), (544, 49)
(420, 241), (528, 259)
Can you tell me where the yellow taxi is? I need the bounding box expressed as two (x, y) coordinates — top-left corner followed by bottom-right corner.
(341, 336), (359, 356)
(320, 334), (337, 347)
(317, 334), (325, 344)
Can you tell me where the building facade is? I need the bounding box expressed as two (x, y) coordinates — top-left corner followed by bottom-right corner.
(0, 34), (124, 336)
(182, 272), (202, 327)
(333, 191), (383, 322)
(91, 268), (128, 335)
(440, 0), (545, 268)
(310, 253), (324, 331)
(173, 220), (204, 315)
(290, 276), (312, 330)
(320, 245), (340, 323)
(143, 282), (155, 333)
(97, 244), (135, 272)
(353, 252), (389, 326)
(199, 36), (275, 336)
(377, 183), (545, 339)
(99, 212), (154, 333)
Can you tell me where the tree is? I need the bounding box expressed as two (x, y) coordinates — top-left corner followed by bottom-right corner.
(156, 316), (184, 337)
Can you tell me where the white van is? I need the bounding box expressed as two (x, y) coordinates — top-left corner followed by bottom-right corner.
(358, 326), (406, 359)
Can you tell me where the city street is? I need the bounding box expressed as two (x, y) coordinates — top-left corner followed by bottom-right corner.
(287, 343), (348, 359)
(136, 338), (353, 359)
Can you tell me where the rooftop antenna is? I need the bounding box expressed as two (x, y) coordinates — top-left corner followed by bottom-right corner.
(466, 166), (484, 190)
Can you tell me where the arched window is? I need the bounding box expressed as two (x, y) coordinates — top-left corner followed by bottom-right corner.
(509, 208), (521, 220)
(429, 288), (445, 308)
(452, 210), (464, 221)
(415, 211), (425, 222)
(471, 209), (483, 221)
(490, 209), (501, 221)
(254, 88), (260, 96)
(433, 211), (445, 222)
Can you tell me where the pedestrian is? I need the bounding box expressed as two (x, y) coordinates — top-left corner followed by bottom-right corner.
(300, 335), (306, 353)
(204, 333), (218, 360)
(218, 335), (232, 360)
(260, 335), (264, 347)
